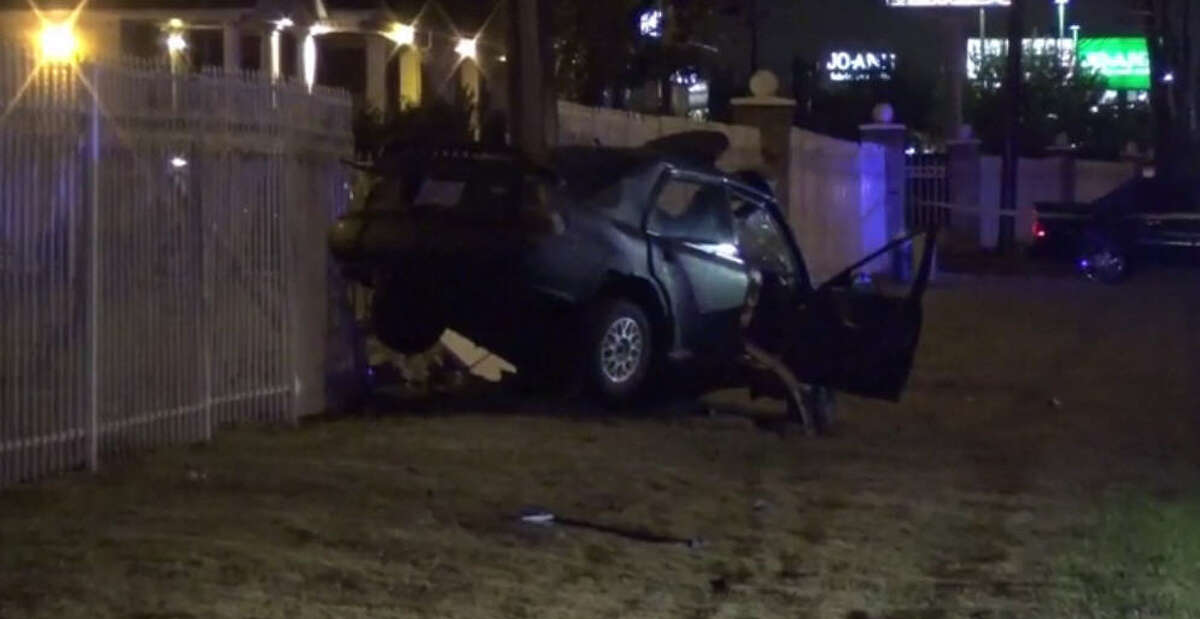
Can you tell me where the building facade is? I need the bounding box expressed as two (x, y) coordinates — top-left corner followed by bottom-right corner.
(0, 0), (504, 121)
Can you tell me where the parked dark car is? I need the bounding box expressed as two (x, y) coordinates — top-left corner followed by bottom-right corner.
(329, 133), (936, 430)
(1034, 177), (1200, 283)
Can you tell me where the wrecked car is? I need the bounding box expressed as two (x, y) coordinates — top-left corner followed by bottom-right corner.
(329, 133), (936, 431)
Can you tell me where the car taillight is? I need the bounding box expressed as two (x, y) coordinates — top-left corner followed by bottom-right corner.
(1034, 220), (1047, 239)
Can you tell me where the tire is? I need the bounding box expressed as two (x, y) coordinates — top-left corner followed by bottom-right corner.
(584, 299), (653, 405)
(371, 285), (446, 354)
(1079, 236), (1128, 285)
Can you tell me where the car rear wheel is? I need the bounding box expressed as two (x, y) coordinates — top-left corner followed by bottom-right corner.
(372, 285), (447, 354)
(1080, 244), (1128, 284)
(586, 299), (653, 405)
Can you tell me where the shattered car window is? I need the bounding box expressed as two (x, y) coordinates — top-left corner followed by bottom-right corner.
(655, 178), (703, 217)
(650, 178), (734, 242)
(732, 196), (796, 277)
(414, 179), (467, 208)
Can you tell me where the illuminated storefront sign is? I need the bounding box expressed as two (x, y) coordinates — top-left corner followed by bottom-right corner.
(825, 51), (897, 82)
(966, 37), (1150, 90)
(1078, 38), (1150, 90)
(967, 38), (1075, 78)
(639, 9), (663, 38)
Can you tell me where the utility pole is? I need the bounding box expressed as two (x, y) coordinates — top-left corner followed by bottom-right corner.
(507, 0), (555, 162)
(998, 0), (1024, 250)
(943, 14), (967, 142)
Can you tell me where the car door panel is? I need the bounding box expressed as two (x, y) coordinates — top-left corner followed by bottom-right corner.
(747, 229), (937, 401)
(646, 175), (749, 362)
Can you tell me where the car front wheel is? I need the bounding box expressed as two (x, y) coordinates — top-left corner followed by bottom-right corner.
(586, 299), (653, 405)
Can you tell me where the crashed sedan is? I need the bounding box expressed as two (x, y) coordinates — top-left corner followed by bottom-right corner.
(329, 133), (936, 432)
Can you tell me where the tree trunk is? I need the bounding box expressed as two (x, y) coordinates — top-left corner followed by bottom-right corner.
(1147, 0), (1176, 177)
(507, 0), (554, 162)
(998, 0), (1024, 250)
(1146, 0), (1199, 180)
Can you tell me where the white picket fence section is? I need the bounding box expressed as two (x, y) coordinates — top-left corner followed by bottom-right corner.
(0, 39), (353, 485)
(905, 153), (952, 230)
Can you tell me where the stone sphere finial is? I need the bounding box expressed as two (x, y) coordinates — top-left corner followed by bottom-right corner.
(872, 103), (895, 124)
(748, 70), (780, 98)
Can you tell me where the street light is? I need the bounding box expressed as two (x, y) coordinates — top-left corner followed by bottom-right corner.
(387, 22), (415, 46)
(1054, 0), (1068, 41)
(166, 32), (187, 53)
(39, 21), (79, 63)
(455, 37), (477, 60)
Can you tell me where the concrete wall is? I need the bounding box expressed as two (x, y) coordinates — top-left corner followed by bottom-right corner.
(790, 129), (888, 283)
(979, 156), (1136, 246)
(557, 101), (764, 173)
(1077, 160), (1138, 203)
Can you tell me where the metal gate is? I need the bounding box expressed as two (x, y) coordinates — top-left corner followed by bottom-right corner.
(0, 40), (353, 485)
(905, 152), (952, 229)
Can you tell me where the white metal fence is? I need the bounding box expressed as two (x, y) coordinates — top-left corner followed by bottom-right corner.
(905, 153), (952, 230)
(0, 39), (353, 485)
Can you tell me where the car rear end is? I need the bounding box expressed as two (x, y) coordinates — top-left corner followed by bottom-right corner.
(1031, 201), (1092, 259)
(328, 146), (566, 353)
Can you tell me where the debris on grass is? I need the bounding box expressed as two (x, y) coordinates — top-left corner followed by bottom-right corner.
(515, 507), (704, 549)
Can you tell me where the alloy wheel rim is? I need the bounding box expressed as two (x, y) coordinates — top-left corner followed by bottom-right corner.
(600, 317), (643, 384)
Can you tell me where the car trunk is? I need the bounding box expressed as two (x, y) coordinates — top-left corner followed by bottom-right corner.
(329, 153), (561, 284)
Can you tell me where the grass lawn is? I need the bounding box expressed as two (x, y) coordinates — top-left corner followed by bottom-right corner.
(2, 271), (1200, 618)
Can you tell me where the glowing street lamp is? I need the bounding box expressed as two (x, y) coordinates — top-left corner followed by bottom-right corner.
(39, 21), (79, 63)
(455, 37), (477, 60)
(1054, 0), (1069, 41)
(387, 23), (415, 46)
(166, 32), (187, 53)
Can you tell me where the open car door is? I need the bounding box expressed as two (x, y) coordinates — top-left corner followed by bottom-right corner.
(746, 229), (938, 402)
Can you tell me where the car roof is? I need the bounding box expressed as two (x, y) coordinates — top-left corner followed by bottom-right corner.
(1093, 176), (1200, 214)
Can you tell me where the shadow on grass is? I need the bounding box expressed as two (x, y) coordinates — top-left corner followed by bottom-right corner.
(312, 379), (811, 445)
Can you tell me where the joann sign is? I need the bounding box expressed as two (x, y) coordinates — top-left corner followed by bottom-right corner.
(825, 51), (897, 82)
(1078, 38), (1150, 91)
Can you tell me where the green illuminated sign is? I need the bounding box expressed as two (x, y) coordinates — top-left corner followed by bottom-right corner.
(1078, 38), (1150, 90)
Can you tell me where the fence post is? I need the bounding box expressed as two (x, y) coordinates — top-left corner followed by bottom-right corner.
(947, 134), (982, 247)
(731, 71), (796, 211)
(86, 62), (101, 472)
(1048, 134), (1077, 206)
(859, 104), (909, 280)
